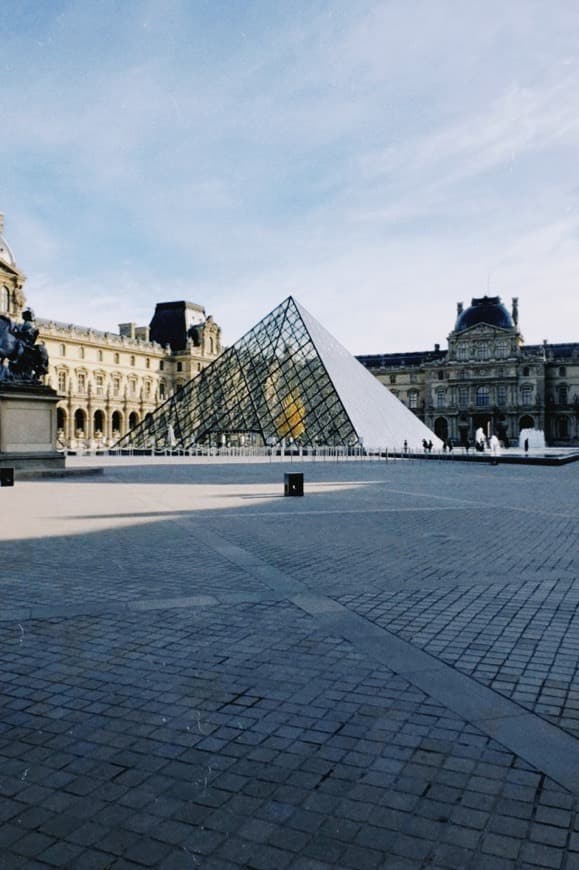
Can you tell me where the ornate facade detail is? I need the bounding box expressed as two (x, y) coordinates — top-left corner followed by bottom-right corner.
(358, 296), (579, 447)
(0, 215), (222, 450)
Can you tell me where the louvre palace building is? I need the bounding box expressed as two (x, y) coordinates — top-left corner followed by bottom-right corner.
(357, 296), (579, 447)
(0, 215), (221, 449)
(2, 213), (578, 449)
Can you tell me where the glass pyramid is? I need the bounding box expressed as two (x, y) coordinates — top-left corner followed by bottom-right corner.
(116, 297), (440, 451)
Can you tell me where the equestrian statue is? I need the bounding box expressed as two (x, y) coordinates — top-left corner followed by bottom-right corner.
(0, 308), (49, 383)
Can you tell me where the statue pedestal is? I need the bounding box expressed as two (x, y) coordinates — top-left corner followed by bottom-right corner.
(0, 383), (65, 473)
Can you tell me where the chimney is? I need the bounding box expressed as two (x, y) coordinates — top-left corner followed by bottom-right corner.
(512, 297), (519, 326)
(457, 302), (463, 315)
(119, 322), (136, 339)
(434, 343), (440, 352)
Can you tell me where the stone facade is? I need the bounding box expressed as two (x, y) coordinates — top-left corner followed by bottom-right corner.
(0, 216), (222, 450)
(358, 296), (579, 447)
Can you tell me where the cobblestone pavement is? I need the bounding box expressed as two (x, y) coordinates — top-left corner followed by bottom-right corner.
(1, 455), (578, 868)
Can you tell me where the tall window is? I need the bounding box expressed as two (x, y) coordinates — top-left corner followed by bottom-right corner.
(496, 341), (509, 358)
(436, 389), (446, 409)
(558, 384), (568, 405)
(1, 286), (9, 312)
(57, 370), (67, 393)
(59, 344), (66, 357)
(97, 349), (103, 362)
(457, 344), (468, 360)
(407, 389), (418, 409)
(497, 384), (507, 405)
(458, 386), (468, 407)
(79, 346), (85, 359)
(389, 373), (396, 384)
(476, 343), (490, 360)
(476, 386), (490, 407)
(159, 381), (166, 399)
(77, 372), (86, 393)
(95, 374), (104, 396)
(559, 366), (567, 377)
(130, 355), (136, 367)
(113, 377), (121, 397)
(521, 384), (533, 404)
(114, 352), (120, 364)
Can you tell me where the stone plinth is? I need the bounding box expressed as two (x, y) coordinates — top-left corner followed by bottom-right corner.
(0, 383), (64, 472)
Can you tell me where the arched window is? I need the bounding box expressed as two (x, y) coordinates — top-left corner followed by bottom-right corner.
(130, 355), (136, 367)
(209, 337), (215, 354)
(56, 407), (66, 431)
(112, 410), (122, 433)
(476, 386), (490, 407)
(128, 411), (139, 429)
(59, 343), (66, 357)
(93, 410), (105, 435)
(97, 349), (103, 362)
(114, 352), (120, 364)
(79, 346), (85, 359)
(74, 408), (86, 435)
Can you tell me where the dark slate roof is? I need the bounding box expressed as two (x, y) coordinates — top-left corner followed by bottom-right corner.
(455, 295), (514, 331)
(356, 350), (447, 369)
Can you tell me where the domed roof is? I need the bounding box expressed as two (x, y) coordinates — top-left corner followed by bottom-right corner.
(0, 215), (16, 268)
(455, 296), (514, 332)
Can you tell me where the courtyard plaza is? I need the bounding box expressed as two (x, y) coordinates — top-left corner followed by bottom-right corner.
(1, 454), (579, 869)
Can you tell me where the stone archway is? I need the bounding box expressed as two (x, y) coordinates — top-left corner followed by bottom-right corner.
(519, 415), (535, 431)
(128, 411), (139, 430)
(434, 417), (448, 441)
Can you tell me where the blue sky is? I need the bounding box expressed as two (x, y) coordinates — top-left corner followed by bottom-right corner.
(2, 0), (579, 352)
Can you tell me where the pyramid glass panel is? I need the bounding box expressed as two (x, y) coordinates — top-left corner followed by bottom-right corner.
(115, 297), (440, 451)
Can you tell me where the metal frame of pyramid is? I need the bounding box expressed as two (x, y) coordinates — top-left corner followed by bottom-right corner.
(115, 297), (440, 451)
